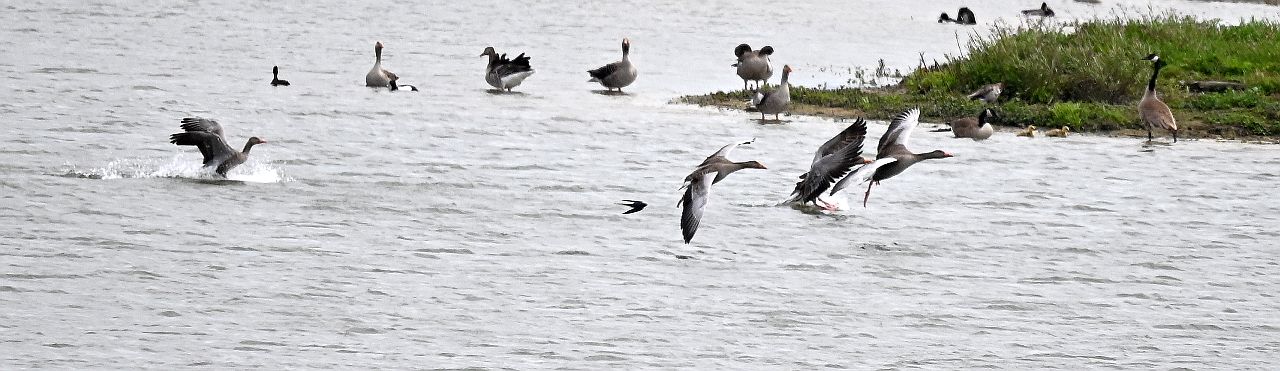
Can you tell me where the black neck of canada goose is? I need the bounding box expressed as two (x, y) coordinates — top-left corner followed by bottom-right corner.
(1147, 60), (1165, 93)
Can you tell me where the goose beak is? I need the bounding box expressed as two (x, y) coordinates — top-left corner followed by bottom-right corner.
(944, 152), (954, 157)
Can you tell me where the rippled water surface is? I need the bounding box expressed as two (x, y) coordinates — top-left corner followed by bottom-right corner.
(3, 0), (1280, 369)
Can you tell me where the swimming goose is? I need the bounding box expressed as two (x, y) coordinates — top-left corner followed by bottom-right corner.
(365, 41), (398, 88)
(1140, 53), (1177, 142)
(1022, 2), (1055, 17)
(168, 117), (265, 177)
(1045, 126), (1071, 137)
(480, 46), (535, 92)
(967, 82), (1003, 103)
(588, 38), (637, 92)
(733, 44), (774, 91)
(271, 66), (290, 86)
(947, 108), (996, 140)
(754, 65), (792, 121)
(829, 108), (953, 207)
(1017, 125), (1037, 137)
(787, 118), (871, 209)
(679, 139), (767, 244)
(938, 7), (976, 24)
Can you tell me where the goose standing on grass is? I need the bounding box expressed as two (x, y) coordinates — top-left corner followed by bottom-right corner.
(1022, 2), (1055, 17)
(733, 44), (774, 91)
(947, 108), (997, 140)
(938, 7), (976, 25)
(679, 139), (767, 244)
(967, 82), (1003, 103)
(365, 41), (398, 88)
(1140, 53), (1178, 142)
(1017, 125), (1038, 137)
(270, 66), (290, 86)
(787, 118), (872, 210)
(754, 65), (792, 121)
(169, 117), (265, 177)
(480, 46), (535, 92)
(1046, 126), (1071, 137)
(829, 108), (953, 207)
(587, 38), (637, 92)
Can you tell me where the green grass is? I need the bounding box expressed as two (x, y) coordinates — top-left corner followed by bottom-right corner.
(683, 14), (1280, 138)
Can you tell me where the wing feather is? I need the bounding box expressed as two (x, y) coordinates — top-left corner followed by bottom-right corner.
(680, 174), (714, 244)
(877, 108), (921, 154)
(829, 158), (898, 196)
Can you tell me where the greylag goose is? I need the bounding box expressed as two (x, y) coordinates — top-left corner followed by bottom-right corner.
(967, 82), (1003, 103)
(679, 139), (767, 243)
(787, 118), (872, 210)
(733, 44), (774, 91)
(938, 7), (976, 25)
(1022, 2), (1055, 17)
(271, 66), (290, 86)
(1140, 53), (1177, 142)
(480, 46), (535, 92)
(753, 65), (792, 121)
(947, 108), (996, 140)
(1046, 126), (1071, 137)
(1017, 125), (1037, 137)
(829, 108), (952, 207)
(168, 117), (265, 177)
(619, 200), (647, 214)
(365, 41), (399, 88)
(587, 38), (637, 92)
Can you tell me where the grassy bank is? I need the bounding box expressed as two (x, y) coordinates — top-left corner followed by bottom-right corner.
(681, 14), (1280, 140)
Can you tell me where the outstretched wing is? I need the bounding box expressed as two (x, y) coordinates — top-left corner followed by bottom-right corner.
(877, 108), (921, 154)
(829, 157), (898, 196)
(680, 173), (714, 244)
(812, 118), (867, 165)
(700, 138), (755, 166)
(790, 139), (867, 204)
(169, 131), (235, 167)
(179, 117), (225, 139)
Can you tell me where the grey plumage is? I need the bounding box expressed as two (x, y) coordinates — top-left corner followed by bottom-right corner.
(967, 82), (1003, 103)
(168, 117), (265, 177)
(787, 118), (870, 207)
(678, 140), (767, 244)
(754, 65), (792, 121)
(733, 44), (774, 91)
(480, 46), (535, 91)
(588, 38), (637, 92)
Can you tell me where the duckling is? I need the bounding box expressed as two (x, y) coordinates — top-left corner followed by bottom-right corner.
(1045, 126), (1071, 137)
(1017, 125), (1037, 138)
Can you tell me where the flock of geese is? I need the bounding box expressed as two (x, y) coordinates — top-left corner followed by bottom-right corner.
(167, 4), (1181, 244)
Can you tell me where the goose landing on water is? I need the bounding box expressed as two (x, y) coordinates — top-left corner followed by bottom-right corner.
(480, 46), (534, 92)
(786, 118), (871, 211)
(1140, 53), (1178, 143)
(168, 117), (266, 177)
(588, 38), (637, 93)
(828, 108), (953, 207)
(733, 44), (774, 91)
(679, 139), (767, 244)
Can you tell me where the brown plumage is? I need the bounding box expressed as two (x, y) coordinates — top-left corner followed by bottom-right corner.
(1139, 54), (1177, 142)
(948, 108), (996, 140)
(678, 140), (767, 244)
(168, 117), (265, 177)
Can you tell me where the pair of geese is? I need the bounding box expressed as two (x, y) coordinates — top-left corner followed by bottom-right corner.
(733, 44), (794, 121)
(364, 39), (638, 93)
(679, 108), (952, 243)
(938, 2), (1055, 25)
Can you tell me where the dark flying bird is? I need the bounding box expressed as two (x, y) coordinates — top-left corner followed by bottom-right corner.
(619, 200), (648, 214)
(786, 117), (872, 210)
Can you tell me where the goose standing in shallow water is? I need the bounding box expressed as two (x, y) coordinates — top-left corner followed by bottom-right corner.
(829, 108), (953, 207)
(967, 82), (1003, 103)
(938, 7), (976, 25)
(787, 118), (871, 210)
(733, 44), (774, 91)
(754, 65), (792, 121)
(1140, 53), (1178, 142)
(1022, 2), (1055, 17)
(947, 108), (996, 140)
(365, 41), (399, 88)
(587, 38), (637, 92)
(270, 66), (290, 86)
(679, 139), (767, 244)
(480, 46), (534, 92)
(168, 117), (265, 177)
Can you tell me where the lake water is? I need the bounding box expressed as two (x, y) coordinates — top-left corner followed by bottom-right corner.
(3, 0), (1279, 369)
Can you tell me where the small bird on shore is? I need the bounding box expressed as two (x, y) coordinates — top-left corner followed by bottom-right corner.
(829, 108), (953, 207)
(480, 46), (535, 92)
(619, 200), (647, 214)
(1140, 53), (1178, 143)
(1017, 125), (1037, 138)
(588, 38), (637, 92)
(946, 108), (996, 140)
(733, 44), (774, 91)
(679, 139), (767, 243)
(270, 66), (290, 86)
(967, 82), (1003, 103)
(1022, 2), (1056, 17)
(754, 65), (792, 121)
(168, 117), (265, 177)
(1045, 126), (1071, 137)
(938, 7), (976, 25)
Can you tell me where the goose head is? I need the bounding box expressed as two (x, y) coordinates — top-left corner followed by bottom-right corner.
(923, 150), (954, 159)
(479, 46), (497, 57)
(1060, 126), (1071, 132)
(1143, 53), (1160, 62)
(742, 161), (768, 169)
(1025, 125), (1038, 132)
(374, 41), (384, 60)
(783, 65), (793, 74)
(247, 137), (267, 145)
(979, 108), (999, 122)
(938, 13), (951, 23)
(621, 38), (631, 55)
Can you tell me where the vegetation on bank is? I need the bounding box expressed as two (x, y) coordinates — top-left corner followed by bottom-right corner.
(681, 14), (1280, 139)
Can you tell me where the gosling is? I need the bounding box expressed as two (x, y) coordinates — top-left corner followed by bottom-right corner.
(1017, 125), (1037, 138)
(1045, 126), (1071, 137)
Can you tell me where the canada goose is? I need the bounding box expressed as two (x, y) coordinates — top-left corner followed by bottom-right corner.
(829, 108), (953, 207)
(948, 108), (997, 140)
(733, 44), (774, 91)
(967, 82), (1003, 103)
(168, 117), (266, 177)
(270, 66), (290, 86)
(754, 65), (792, 121)
(787, 118), (872, 210)
(587, 38), (637, 92)
(1140, 53), (1178, 142)
(939, 7), (976, 25)
(1017, 125), (1037, 137)
(365, 41), (398, 88)
(1045, 126), (1071, 137)
(1022, 2), (1055, 17)
(480, 46), (535, 92)
(679, 139), (767, 243)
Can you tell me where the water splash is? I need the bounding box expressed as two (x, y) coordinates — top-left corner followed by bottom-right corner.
(62, 154), (290, 183)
